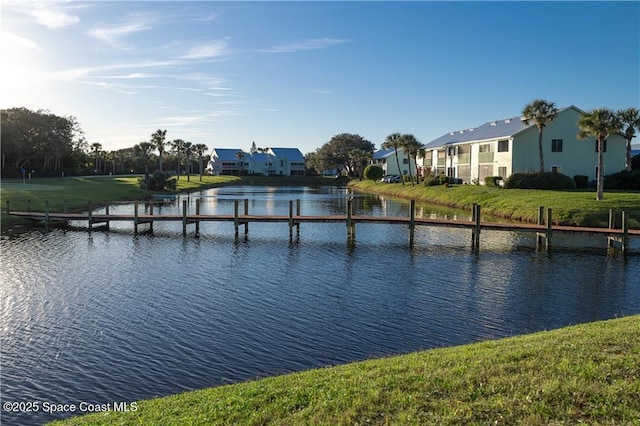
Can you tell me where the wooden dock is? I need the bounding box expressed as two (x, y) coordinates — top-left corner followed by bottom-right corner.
(5, 199), (638, 252)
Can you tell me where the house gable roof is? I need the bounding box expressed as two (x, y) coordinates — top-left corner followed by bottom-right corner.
(373, 147), (401, 159)
(212, 148), (245, 161)
(249, 152), (274, 162)
(424, 106), (578, 149)
(268, 148), (304, 161)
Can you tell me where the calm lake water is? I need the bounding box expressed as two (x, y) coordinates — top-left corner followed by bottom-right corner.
(2, 186), (639, 425)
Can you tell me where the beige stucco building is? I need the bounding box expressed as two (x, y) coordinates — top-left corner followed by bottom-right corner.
(421, 106), (626, 184)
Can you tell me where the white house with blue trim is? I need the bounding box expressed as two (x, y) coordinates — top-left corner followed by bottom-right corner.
(207, 147), (305, 176)
(421, 106), (626, 184)
(372, 147), (418, 177)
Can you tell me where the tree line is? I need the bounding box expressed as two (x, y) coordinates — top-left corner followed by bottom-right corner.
(1, 108), (209, 182)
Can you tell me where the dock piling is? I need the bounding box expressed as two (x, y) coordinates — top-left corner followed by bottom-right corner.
(149, 201), (154, 233)
(545, 208), (553, 250)
(134, 201), (139, 234)
(472, 204), (481, 249)
(195, 199), (200, 236)
(346, 198), (355, 241)
(296, 199), (301, 237)
(244, 199), (249, 236)
(234, 200), (239, 239)
(289, 200), (294, 239)
(88, 202), (93, 229)
(622, 211), (629, 253)
(182, 200), (188, 236)
(5, 200), (9, 215)
(409, 200), (415, 246)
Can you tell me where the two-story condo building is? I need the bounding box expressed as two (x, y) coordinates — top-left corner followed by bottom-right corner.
(372, 147), (418, 178)
(207, 147), (305, 176)
(421, 106), (626, 184)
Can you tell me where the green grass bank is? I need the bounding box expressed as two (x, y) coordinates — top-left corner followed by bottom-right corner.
(51, 315), (640, 425)
(349, 180), (640, 228)
(0, 175), (340, 230)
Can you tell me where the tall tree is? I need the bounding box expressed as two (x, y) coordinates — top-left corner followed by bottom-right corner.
(1, 108), (82, 177)
(348, 148), (372, 180)
(170, 139), (185, 180)
(183, 141), (193, 182)
(618, 108), (639, 172)
(400, 134), (422, 186)
(133, 142), (155, 185)
(151, 129), (167, 172)
(314, 133), (375, 176)
(236, 150), (245, 176)
(193, 143), (209, 181)
(91, 143), (102, 173)
(578, 108), (622, 200)
(381, 132), (404, 185)
(521, 99), (558, 172)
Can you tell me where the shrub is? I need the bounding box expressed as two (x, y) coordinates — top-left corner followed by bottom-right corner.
(484, 176), (502, 187)
(438, 175), (450, 185)
(141, 171), (177, 191)
(504, 172), (576, 190)
(423, 175), (440, 186)
(363, 165), (384, 181)
(573, 175), (589, 189)
(604, 170), (640, 190)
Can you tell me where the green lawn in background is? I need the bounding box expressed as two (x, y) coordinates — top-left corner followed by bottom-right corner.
(349, 180), (640, 227)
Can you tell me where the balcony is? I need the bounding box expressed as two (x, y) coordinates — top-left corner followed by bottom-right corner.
(458, 153), (470, 164)
(478, 152), (494, 163)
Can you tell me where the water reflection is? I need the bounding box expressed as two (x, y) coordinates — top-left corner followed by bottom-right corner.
(1, 186), (638, 425)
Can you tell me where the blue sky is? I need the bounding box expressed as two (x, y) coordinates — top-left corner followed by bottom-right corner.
(2, 1), (639, 155)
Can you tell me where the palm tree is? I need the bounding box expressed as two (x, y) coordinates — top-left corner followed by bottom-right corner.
(183, 141), (193, 182)
(400, 134), (422, 186)
(193, 143), (209, 181)
(170, 139), (185, 180)
(91, 142), (102, 173)
(578, 108), (622, 200)
(236, 150), (245, 176)
(134, 142), (154, 185)
(522, 99), (558, 172)
(151, 129), (167, 172)
(416, 147), (426, 183)
(618, 108), (639, 172)
(381, 132), (404, 185)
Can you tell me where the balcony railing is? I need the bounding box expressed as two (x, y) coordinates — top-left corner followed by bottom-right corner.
(478, 152), (494, 163)
(458, 153), (470, 164)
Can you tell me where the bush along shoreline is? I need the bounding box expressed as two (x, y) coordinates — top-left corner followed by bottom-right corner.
(348, 179), (640, 228)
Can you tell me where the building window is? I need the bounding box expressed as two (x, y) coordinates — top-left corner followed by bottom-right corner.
(551, 139), (563, 152)
(479, 144), (492, 153)
(497, 140), (509, 152)
(595, 139), (607, 152)
(403, 158), (409, 164)
(498, 166), (507, 178)
(551, 165), (561, 173)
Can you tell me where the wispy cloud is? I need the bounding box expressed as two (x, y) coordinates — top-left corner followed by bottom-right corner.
(192, 13), (222, 22)
(88, 12), (157, 46)
(258, 38), (351, 54)
(314, 89), (332, 95)
(1, 31), (41, 51)
(160, 110), (240, 127)
(180, 39), (230, 59)
(4, 1), (81, 29)
(51, 60), (184, 81)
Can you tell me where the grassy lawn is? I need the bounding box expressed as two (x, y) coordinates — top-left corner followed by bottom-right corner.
(51, 314), (640, 425)
(349, 180), (640, 228)
(0, 175), (343, 229)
